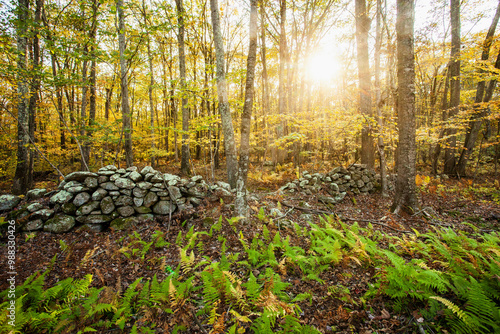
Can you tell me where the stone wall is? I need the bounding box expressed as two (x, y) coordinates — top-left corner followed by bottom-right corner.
(0, 164), (384, 234)
(2, 165), (233, 233)
(279, 164), (379, 204)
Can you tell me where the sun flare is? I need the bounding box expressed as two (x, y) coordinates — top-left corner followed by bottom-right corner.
(306, 50), (343, 84)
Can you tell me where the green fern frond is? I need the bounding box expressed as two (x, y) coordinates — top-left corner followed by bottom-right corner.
(430, 296), (475, 331)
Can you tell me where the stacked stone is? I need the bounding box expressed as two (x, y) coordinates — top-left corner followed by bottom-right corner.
(280, 164), (377, 203)
(8, 165), (221, 234)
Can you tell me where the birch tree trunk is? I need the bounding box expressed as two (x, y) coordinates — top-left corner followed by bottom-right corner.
(391, 0), (418, 214)
(210, 0), (238, 188)
(117, 0), (133, 167)
(235, 0), (258, 219)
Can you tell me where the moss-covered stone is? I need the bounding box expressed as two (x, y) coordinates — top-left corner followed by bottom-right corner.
(110, 217), (139, 230)
(43, 214), (75, 233)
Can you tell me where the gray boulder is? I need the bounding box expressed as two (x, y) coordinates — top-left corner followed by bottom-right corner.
(129, 171), (142, 182)
(133, 197), (144, 207)
(153, 201), (176, 215)
(61, 203), (77, 215)
(64, 171), (98, 182)
(167, 186), (182, 201)
(101, 182), (119, 191)
(84, 177), (98, 188)
(117, 206), (135, 217)
(98, 176), (109, 183)
(81, 215), (111, 224)
(136, 181), (152, 190)
(100, 196), (115, 214)
(110, 217), (139, 230)
(76, 201), (100, 216)
(98, 170), (116, 176)
(140, 166), (155, 175)
(26, 202), (44, 213)
(23, 219), (44, 231)
(191, 175), (203, 183)
(0, 195), (21, 211)
(43, 214), (75, 233)
(133, 187), (148, 197)
(50, 190), (73, 205)
(115, 195), (133, 206)
(26, 189), (47, 201)
(114, 178), (135, 189)
(31, 209), (54, 221)
(73, 192), (91, 207)
(143, 192), (158, 207)
(134, 206), (152, 214)
(66, 186), (89, 194)
(100, 165), (117, 172)
(92, 188), (107, 201)
(186, 185), (207, 198)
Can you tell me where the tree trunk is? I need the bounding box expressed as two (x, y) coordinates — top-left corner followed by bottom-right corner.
(455, 0), (500, 176)
(260, 0), (270, 163)
(391, 0), (418, 214)
(209, 0), (238, 188)
(143, 0), (156, 168)
(276, 0), (287, 165)
(13, 0), (31, 195)
(355, 0), (375, 168)
(443, 0), (461, 175)
(176, 0), (191, 176)
(80, 52), (89, 171)
(27, 0), (42, 186)
(235, 0), (258, 219)
(83, 0), (98, 170)
(117, 0), (133, 167)
(374, 0), (387, 194)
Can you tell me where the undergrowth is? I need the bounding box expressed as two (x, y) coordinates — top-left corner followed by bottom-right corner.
(1, 213), (499, 333)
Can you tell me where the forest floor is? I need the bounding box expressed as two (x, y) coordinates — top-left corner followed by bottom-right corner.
(0, 163), (499, 333)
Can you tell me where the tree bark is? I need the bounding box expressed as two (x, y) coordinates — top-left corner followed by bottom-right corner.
(432, 65), (450, 175)
(276, 0), (287, 165)
(13, 0), (31, 195)
(375, 0), (387, 195)
(391, 0), (418, 214)
(142, 0), (156, 168)
(443, 0), (461, 175)
(209, 0), (238, 188)
(235, 0), (258, 219)
(176, 0), (191, 176)
(260, 0), (270, 163)
(87, 0), (98, 169)
(80, 50), (89, 171)
(455, 0), (500, 176)
(117, 0), (133, 167)
(27, 0), (43, 186)
(355, 0), (375, 168)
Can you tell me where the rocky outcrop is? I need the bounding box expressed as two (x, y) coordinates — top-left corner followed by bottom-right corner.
(5, 165), (233, 233)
